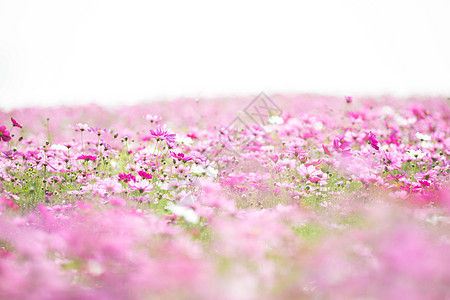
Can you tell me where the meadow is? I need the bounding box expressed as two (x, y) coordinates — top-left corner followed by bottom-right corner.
(0, 94), (449, 299)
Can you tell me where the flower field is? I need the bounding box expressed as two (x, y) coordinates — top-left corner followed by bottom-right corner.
(0, 95), (449, 299)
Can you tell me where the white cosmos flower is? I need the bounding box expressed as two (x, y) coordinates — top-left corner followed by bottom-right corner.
(407, 149), (426, 160)
(205, 166), (218, 178)
(421, 141), (433, 149)
(176, 136), (193, 145)
(313, 122), (324, 131)
(268, 115), (284, 125)
(165, 202), (199, 224)
(415, 132), (431, 141)
(50, 144), (68, 151)
(381, 106), (394, 116)
(395, 115), (416, 126)
(190, 164), (205, 175)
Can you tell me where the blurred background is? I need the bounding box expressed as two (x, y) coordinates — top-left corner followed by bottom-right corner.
(0, 0), (449, 111)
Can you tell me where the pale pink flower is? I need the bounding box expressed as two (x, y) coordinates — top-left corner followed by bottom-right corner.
(296, 164), (322, 179)
(144, 114), (162, 123)
(128, 180), (153, 193)
(148, 124), (176, 147)
(93, 178), (123, 196)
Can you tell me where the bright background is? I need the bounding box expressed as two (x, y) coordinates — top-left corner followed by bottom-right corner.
(1, 0), (449, 110)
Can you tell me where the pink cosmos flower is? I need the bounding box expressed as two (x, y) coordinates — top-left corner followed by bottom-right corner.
(118, 173), (136, 183)
(270, 154), (279, 163)
(333, 138), (351, 156)
(322, 144), (331, 155)
(418, 180), (431, 187)
(384, 133), (400, 146)
(11, 117), (22, 128)
(88, 126), (107, 136)
(1, 197), (18, 211)
(0, 126), (11, 142)
(345, 96), (352, 103)
(1, 150), (18, 160)
(415, 169), (438, 185)
(93, 178), (124, 196)
(387, 174), (406, 181)
(148, 124), (177, 147)
(367, 131), (380, 150)
(138, 170), (152, 179)
(62, 142), (76, 149)
(144, 114), (162, 123)
(284, 145), (309, 157)
(382, 150), (402, 171)
(169, 151), (192, 162)
(77, 155), (97, 161)
(75, 123), (90, 131)
(128, 180), (153, 193)
(361, 172), (383, 184)
(305, 159), (322, 167)
(297, 164), (322, 179)
(109, 196), (127, 207)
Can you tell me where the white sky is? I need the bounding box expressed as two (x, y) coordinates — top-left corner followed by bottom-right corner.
(0, 0), (449, 110)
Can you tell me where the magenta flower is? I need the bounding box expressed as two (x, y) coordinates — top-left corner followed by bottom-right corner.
(1, 197), (18, 211)
(333, 138), (351, 156)
(367, 131), (380, 150)
(270, 154), (279, 163)
(137, 170), (152, 179)
(118, 173), (136, 183)
(77, 155), (97, 161)
(322, 144), (331, 155)
(11, 117), (22, 128)
(0, 126), (11, 142)
(345, 96), (352, 103)
(418, 180), (431, 187)
(169, 151), (192, 162)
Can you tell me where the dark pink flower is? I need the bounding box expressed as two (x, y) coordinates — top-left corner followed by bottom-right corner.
(1, 197), (18, 211)
(305, 159), (322, 167)
(345, 96), (352, 103)
(118, 173), (136, 183)
(387, 174), (406, 181)
(77, 155), (97, 161)
(138, 170), (152, 179)
(169, 151), (192, 162)
(11, 117), (22, 128)
(333, 138), (351, 155)
(367, 131), (380, 150)
(419, 180), (431, 187)
(0, 126), (11, 142)
(270, 155), (279, 163)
